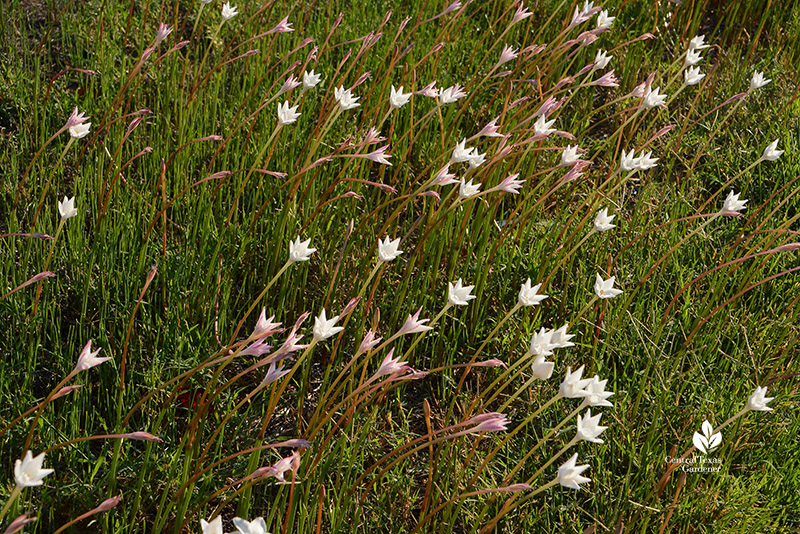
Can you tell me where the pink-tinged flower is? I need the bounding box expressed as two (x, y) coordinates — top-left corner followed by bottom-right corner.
(476, 118), (503, 138)
(340, 297), (361, 318)
(363, 145), (392, 165)
(439, 84), (467, 104)
(154, 23), (173, 44)
(363, 127), (385, 145)
(631, 72), (655, 98)
(560, 160), (590, 183)
(398, 307), (434, 335)
(74, 340), (111, 373)
(591, 70), (619, 87)
(493, 173), (525, 194)
(376, 348), (411, 377)
(122, 432), (162, 442)
(498, 45), (518, 66)
(266, 450), (301, 483)
(431, 164), (458, 186)
(570, 3), (599, 27)
(512, 2), (532, 25)
(262, 362), (290, 386)
(241, 338), (273, 356)
(467, 412), (509, 433)
(415, 81), (439, 98)
(279, 75), (302, 94)
(4, 514), (37, 534)
(53, 385), (82, 399)
(557, 453), (591, 489)
(65, 107), (89, 129)
(14, 451), (54, 488)
(252, 309), (281, 339)
(356, 330), (382, 356)
(534, 96), (561, 117)
(353, 71), (372, 87)
(277, 328), (309, 355)
(419, 190), (440, 200)
(471, 359), (507, 369)
(268, 16), (293, 34)
(443, 1), (462, 15)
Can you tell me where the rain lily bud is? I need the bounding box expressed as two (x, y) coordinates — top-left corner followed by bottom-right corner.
(593, 49), (612, 69)
(233, 517), (268, 534)
(57, 195), (78, 221)
(451, 139), (475, 163)
(643, 86), (667, 108)
(683, 49), (703, 69)
(334, 86), (360, 110)
(518, 278), (548, 306)
(550, 323), (575, 349)
(526, 328), (555, 357)
(762, 139), (783, 161)
(201, 517), (224, 534)
(531, 355), (554, 380)
(560, 145), (582, 167)
(721, 191), (748, 213)
(534, 96), (561, 117)
(303, 70), (322, 89)
(4, 514), (37, 534)
(447, 278), (476, 306)
(745, 386), (774, 412)
(288, 237), (316, 263)
(53, 385), (82, 400)
(14, 451), (54, 488)
(74, 340), (111, 373)
(581, 375), (614, 407)
(124, 432), (161, 442)
(398, 307), (434, 335)
(442, 1), (462, 15)
(313, 309), (344, 342)
(534, 115), (557, 136)
(69, 121), (91, 139)
(468, 412), (509, 433)
(277, 101), (301, 125)
(498, 45), (518, 66)
(512, 2), (532, 25)
(689, 34), (711, 51)
(683, 66), (705, 86)
(356, 331), (382, 356)
(458, 178), (481, 199)
(439, 84), (467, 104)
(390, 85), (412, 109)
(375, 349), (411, 377)
(557, 453), (591, 489)
(377, 236), (403, 262)
(749, 71), (770, 91)
(596, 9), (615, 29)
(154, 23), (173, 44)
(575, 409), (607, 443)
(560, 366), (592, 398)
(594, 274), (622, 299)
(221, 2), (238, 22)
(268, 16), (293, 34)
(495, 174), (525, 194)
(593, 208), (616, 232)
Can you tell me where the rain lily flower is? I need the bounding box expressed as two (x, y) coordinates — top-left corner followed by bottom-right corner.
(593, 50), (612, 69)
(398, 307), (434, 335)
(560, 145), (582, 166)
(416, 81), (439, 98)
(363, 145), (392, 165)
(73, 340), (111, 373)
(451, 139), (475, 163)
(58, 196), (78, 220)
(458, 178), (481, 199)
(233, 517), (268, 534)
(581, 375), (614, 407)
(593, 208), (616, 232)
(477, 118), (503, 138)
(154, 23), (173, 43)
(447, 278), (476, 306)
(303, 70), (322, 89)
(762, 139), (783, 161)
(620, 149), (638, 172)
(356, 330), (382, 356)
(683, 49), (703, 69)
(689, 35), (711, 50)
(69, 122), (91, 139)
(221, 2), (238, 22)
(431, 164), (458, 186)
(518, 278), (548, 306)
(277, 101), (300, 125)
(266, 451), (300, 483)
(253, 310), (281, 338)
(467, 151), (486, 169)
(643, 86), (667, 108)
(498, 45), (518, 66)
(494, 174), (525, 194)
(201, 517), (223, 534)
(575, 409), (607, 443)
(14, 451), (54, 488)
(749, 71), (770, 91)
(683, 66), (705, 86)
(550, 323), (575, 349)
(288, 237), (316, 262)
(591, 70), (619, 88)
(65, 107), (89, 129)
(534, 115), (557, 136)
(570, 2), (596, 27)
(721, 191), (748, 213)
(390, 85), (412, 108)
(313, 309), (344, 342)
(557, 453), (591, 490)
(376, 349), (411, 377)
(526, 328), (555, 357)
(334, 86), (360, 110)
(439, 84), (467, 104)
(596, 9), (615, 29)
(261, 362), (289, 386)
(268, 16), (293, 34)
(745, 386), (774, 412)
(468, 412), (509, 433)
(531, 355), (555, 380)
(512, 2), (532, 25)
(560, 365), (592, 398)
(279, 75), (302, 94)
(377, 236), (403, 262)
(594, 274), (623, 299)
(442, 1), (462, 15)
(5, 514), (38, 534)
(636, 151), (659, 171)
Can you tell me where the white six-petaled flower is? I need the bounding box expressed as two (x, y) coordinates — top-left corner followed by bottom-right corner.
(334, 86), (360, 110)
(447, 278), (476, 306)
(721, 191), (748, 213)
(201, 517), (224, 534)
(762, 139), (783, 161)
(556, 453), (591, 490)
(221, 2), (238, 22)
(458, 178), (481, 199)
(313, 309), (344, 342)
(303, 70), (322, 90)
(575, 409), (607, 443)
(14, 451), (54, 488)
(746, 386), (774, 412)
(594, 274), (622, 299)
(288, 237), (316, 263)
(277, 101), (300, 125)
(58, 196), (78, 220)
(232, 517), (268, 534)
(559, 365), (592, 398)
(518, 278), (548, 307)
(377, 236), (403, 262)
(593, 207), (616, 232)
(390, 85), (412, 109)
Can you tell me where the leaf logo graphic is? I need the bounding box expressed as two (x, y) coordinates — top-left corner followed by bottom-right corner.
(692, 420), (722, 454)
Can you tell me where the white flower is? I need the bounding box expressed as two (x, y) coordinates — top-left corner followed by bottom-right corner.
(550, 323), (575, 349)
(560, 145), (581, 167)
(277, 101), (300, 125)
(593, 207), (616, 232)
(303, 70), (322, 89)
(745, 386), (774, 412)
(526, 328), (555, 357)
(683, 66), (705, 86)
(458, 178), (481, 199)
(288, 237), (316, 263)
(221, 2), (238, 22)
(749, 71), (771, 91)
(683, 49), (703, 69)
(334, 86), (360, 110)
(68, 122), (91, 139)
(518, 278), (547, 307)
(596, 9), (615, 29)
(594, 274), (622, 299)
(642, 86), (667, 108)
(721, 191), (748, 213)
(498, 45), (519, 66)
(580, 375), (614, 407)
(451, 139), (475, 163)
(201, 517), (224, 534)
(447, 278), (476, 306)
(575, 409), (607, 443)
(377, 236), (403, 262)
(636, 151), (659, 171)
(689, 35), (711, 51)
(14, 451), (54, 488)
(556, 453), (591, 490)
(466, 151), (486, 169)
(620, 149), (638, 172)
(232, 517), (268, 534)
(593, 49), (612, 70)
(534, 115), (556, 136)
(57, 196), (78, 220)
(531, 354), (554, 380)
(762, 139), (783, 161)
(439, 84), (467, 104)
(559, 365), (592, 398)
(313, 309), (344, 342)
(390, 85), (412, 109)
(74, 340), (111, 372)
